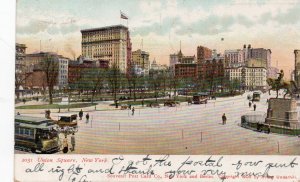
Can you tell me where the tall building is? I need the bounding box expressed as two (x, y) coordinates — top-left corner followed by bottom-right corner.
(225, 44), (273, 78)
(197, 46), (224, 82)
(197, 46), (212, 62)
(81, 25), (131, 73)
(224, 49), (245, 68)
(132, 49), (150, 75)
(169, 49), (184, 75)
(294, 50), (300, 87)
(169, 53), (179, 74)
(57, 57), (69, 89)
(225, 66), (267, 90)
(197, 46), (213, 80)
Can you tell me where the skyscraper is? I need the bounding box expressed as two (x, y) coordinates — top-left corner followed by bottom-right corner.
(81, 25), (132, 73)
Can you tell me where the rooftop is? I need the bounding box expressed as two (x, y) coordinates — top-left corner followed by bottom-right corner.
(81, 24), (128, 33)
(15, 115), (52, 125)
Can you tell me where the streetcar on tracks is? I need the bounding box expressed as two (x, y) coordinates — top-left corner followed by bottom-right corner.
(192, 92), (208, 104)
(252, 91), (261, 101)
(15, 115), (59, 153)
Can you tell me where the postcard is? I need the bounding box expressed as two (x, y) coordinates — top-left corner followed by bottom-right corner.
(13, 0), (300, 181)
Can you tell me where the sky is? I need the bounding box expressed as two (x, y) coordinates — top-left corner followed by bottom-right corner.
(16, 0), (300, 77)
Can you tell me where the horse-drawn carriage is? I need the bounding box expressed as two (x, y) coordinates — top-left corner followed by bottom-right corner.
(121, 105), (129, 110)
(164, 100), (176, 107)
(53, 114), (78, 128)
(192, 92), (208, 104)
(147, 102), (160, 108)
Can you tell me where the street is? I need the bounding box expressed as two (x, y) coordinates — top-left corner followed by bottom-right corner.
(15, 91), (300, 155)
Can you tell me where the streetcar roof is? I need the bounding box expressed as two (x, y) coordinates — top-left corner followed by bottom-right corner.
(15, 115), (56, 129)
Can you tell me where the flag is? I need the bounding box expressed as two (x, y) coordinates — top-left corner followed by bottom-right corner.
(120, 11), (128, 19)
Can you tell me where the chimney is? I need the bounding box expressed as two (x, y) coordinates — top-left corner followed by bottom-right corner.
(243, 44), (246, 49)
(248, 44), (251, 49)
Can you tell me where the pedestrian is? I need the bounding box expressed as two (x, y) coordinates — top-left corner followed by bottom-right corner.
(23, 98), (26, 104)
(86, 113), (90, 122)
(79, 109), (83, 120)
(129, 104), (131, 110)
(63, 136), (68, 153)
(142, 100), (144, 107)
(70, 133), (75, 151)
(222, 113), (227, 125)
(253, 104), (256, 111)
(267, 124), (271, 134)
(58, 108), (60, 113)
(248, 101), (252, 108)
(132, 107), (135, 116)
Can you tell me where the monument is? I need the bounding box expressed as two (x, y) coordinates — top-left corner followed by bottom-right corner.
(266, 70), (300, 128)
(265, 98), (299, 128)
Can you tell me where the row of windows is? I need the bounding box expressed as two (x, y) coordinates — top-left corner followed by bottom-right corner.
(60, 75), (67, 79)
(59, 60), (68, 64)
(82, 34), (126, 42)
(231, 76), (265, 80)
(228, 69), (265, 72)
(15, 127), (34, 138)
(228, 72), (266, 75)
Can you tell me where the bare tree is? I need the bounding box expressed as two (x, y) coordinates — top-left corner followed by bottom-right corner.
(15, 70), (29, 100)
(107, 64), (122, 103)
(79, 68), (106, 103)
(15, 50), (29, 100)
(41, 55), (59, 104)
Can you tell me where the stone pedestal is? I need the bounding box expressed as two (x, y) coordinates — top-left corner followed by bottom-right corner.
(265, 98), (300, 128)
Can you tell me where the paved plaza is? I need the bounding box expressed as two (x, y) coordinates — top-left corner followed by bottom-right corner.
(15, 91), (300, 155)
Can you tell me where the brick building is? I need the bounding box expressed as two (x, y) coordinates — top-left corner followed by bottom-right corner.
(25, 67), (47, 89)
(68, 59), (109, 84)
(175, 63), (197, 79)
(197, 46), (224, 82)
(197, 46), (212, 61)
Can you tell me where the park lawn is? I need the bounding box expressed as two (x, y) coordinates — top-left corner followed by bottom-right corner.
(68, 91), (168, 102)
(16, 103), (97, 109)
(112, 96), (191, 106)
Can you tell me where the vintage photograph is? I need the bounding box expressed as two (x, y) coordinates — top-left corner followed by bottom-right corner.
(15, 0), (300, 155)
